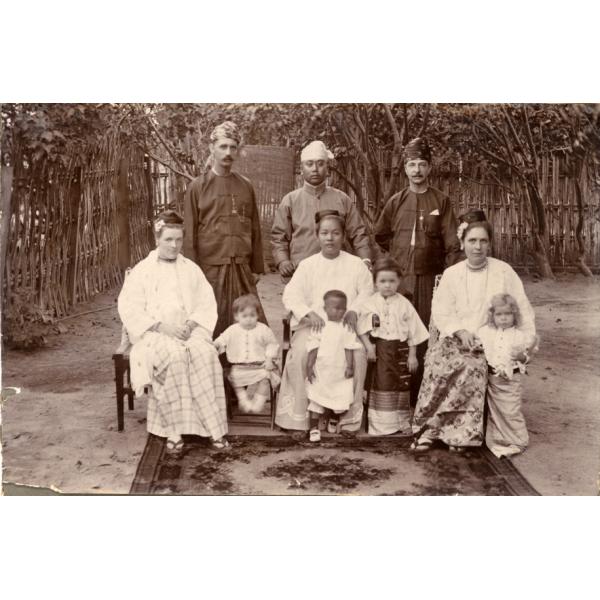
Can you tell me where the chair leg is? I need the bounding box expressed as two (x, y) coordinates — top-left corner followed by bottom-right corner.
(127, 392), (134, 411)
(270, 385), (277, 430)
(115, 373), (125, 432)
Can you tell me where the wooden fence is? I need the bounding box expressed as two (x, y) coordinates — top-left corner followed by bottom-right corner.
(3, 143), (598, 323)
(2, 137), (154, 319)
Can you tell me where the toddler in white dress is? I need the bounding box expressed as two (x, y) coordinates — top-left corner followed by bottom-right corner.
(305, 290), (363, 442)
(478, 293), (539, 458)
(214, 294), (280, 413)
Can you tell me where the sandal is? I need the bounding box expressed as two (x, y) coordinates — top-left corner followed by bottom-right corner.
(327, 418), (339, 434)
(211, 438), (231, 450)
(410, 437), (433, 452)
(165, 438), (184, 456)
(309, 428), (321, 443)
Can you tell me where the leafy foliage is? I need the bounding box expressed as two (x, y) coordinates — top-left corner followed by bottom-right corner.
(3, 286), (56, 350)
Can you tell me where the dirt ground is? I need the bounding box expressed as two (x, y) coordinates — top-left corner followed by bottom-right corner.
(1, 272), (599, 495)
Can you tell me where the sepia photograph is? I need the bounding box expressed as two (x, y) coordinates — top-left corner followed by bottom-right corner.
(1, 102), (599, 496)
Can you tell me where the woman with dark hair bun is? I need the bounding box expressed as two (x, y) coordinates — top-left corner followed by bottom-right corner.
(411, 210), (536, 452)
(275, 210), (374, 436)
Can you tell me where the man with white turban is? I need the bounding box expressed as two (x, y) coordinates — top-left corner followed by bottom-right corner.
(183, 121), (266, 338)
(271, 140), (372, 280)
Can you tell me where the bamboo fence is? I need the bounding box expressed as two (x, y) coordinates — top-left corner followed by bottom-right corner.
(3, 143), (598, 322)
(330, 152), (600, 270)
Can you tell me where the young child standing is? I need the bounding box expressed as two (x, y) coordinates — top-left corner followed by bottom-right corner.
(478, 293), (538, 458)
(305, 290), (363, 442)
(214, 294), (280, 413)
(358, 258), (429, 435)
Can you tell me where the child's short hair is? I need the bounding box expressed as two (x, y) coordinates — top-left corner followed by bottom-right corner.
(373, 257), (403, 281)
(323, 289), (347, 304)
(487, 293), (522, 328)
(232, 294), (261, 315)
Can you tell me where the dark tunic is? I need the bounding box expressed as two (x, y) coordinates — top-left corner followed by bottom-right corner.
(374, 186), (461, 278)
(183, 170), (264, 273)
(183, 170), (266, 338)
(374, 186), (462, 405)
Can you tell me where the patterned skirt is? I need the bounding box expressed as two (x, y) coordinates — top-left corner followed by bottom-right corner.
(367, 339), (412, 435)
(412, 335), (487, 447)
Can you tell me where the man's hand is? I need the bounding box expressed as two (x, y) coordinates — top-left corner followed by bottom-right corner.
(306, 311), (326, 332)
(264, 358), (276, 371)
(343, 310), (358, 332)
(278, 260), (295, 278)
(455, 329), (478, 350)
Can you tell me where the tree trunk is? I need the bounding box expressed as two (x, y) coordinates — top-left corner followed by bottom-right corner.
(0, 164), (14, 312)
(116, 155), (131, 270)
(525, 181), (555, 279)
(573, 170), (593, 277)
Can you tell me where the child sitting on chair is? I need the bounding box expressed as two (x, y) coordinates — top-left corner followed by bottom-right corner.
(357, 258), (429, 435)
(477, 293), (539, 458)
(305, 289), (363, 442)
(214, 294), (280, 413)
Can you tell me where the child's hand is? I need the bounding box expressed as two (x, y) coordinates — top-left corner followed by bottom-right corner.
(307, 367), (316, 384)
(407, 355), (419, 374)
(264, 359), (275, 371)
(344, 366), (354, 379)
(366, 345), (377, 362)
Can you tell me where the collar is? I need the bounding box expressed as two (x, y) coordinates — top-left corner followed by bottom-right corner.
(303, 180), (327, 197)
(151, 249), (181, 263)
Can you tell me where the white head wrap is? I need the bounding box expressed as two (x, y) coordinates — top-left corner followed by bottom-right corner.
(301, 140), (334, 162)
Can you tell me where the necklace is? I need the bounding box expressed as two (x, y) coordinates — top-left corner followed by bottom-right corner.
(466, 258), (488, 272)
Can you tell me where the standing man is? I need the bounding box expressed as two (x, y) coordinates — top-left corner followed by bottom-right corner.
(271, 140), (372, 279)
(374, 137), (462, 404)
(183, 121), (265, 337)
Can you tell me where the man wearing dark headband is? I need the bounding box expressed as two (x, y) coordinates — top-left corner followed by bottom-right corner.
(374, 137), (461, 404)
(271, 140), (372, 281)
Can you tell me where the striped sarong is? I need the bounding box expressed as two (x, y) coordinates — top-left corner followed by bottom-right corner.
(368, 339), (412, 435)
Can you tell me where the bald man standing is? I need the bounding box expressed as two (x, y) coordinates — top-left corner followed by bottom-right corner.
(271, 140), (372, 280)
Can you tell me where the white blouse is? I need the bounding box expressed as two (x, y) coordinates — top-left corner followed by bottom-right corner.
(357, 292), (429, 346)
(478, 325), (533, 373)
(282, 251), (374, 329)
(432, 258), (536, 340)
(214, 322), (279, 364)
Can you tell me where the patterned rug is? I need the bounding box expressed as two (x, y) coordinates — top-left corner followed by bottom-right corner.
(130, 434), (539, 495)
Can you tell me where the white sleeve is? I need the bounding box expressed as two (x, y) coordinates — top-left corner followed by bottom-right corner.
(343, 328), (363, 350)
(306, 330), (321, 352)
(282, 261), (312, 321)
(117, 266), (156, 341)
(348, 260), (375, 313)
(405, 302), (430, 346)
(188, 266), (219, 335)
(261, 324), (280, 358)
(213, 327), (231, 354)
(431, 269), (463, 338)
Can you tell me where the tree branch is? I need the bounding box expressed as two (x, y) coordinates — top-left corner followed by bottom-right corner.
(142, 111), (188, 175)
(139, 144), (194, 181)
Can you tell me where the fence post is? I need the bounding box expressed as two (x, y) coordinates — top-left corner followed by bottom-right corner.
(66, 167), (81, 306)
(144, 156), (155, 249)
(116, 155), (131, 269)
(0, 164), (14, 308)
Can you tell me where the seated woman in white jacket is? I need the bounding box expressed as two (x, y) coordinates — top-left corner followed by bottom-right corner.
(118, 211), (229, 455)
(411, 209), (535, 452)
(275, 210), (374, 436)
